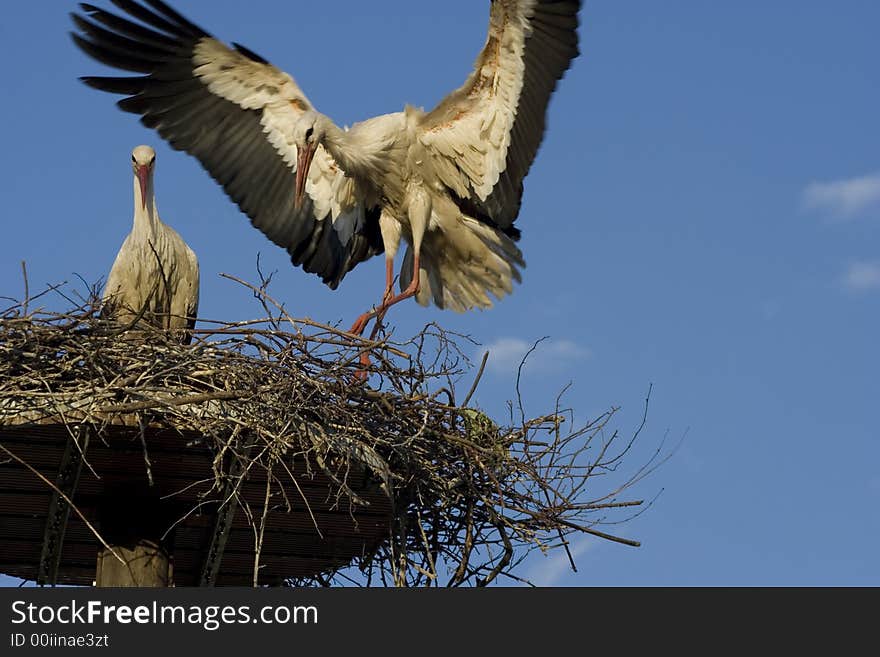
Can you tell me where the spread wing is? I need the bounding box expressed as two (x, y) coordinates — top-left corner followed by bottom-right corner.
(419, 0), (581, 231)
(72, 0), (382, 288)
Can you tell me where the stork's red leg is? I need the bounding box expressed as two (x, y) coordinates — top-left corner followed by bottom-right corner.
(374, 251), (420, 324)
(382, 258), (395, 304)
(349, 258), (396, 337)
(350, 257), (398, 381)
(348, 312), (373, 337)
(351, 254), (420, 381)
(367, 257), (420, 346)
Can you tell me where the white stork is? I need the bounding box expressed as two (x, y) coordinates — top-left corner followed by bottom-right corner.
(74, 0), (580, 335)
(102, 145), (200, 343)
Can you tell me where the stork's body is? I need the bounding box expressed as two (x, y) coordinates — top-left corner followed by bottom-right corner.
(74, 0), (580, 332)
(293, 106), (527, 329)
(102, 146), (200, 343)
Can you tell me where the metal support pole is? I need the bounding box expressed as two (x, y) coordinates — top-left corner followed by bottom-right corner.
(37, 425), (90, 586)
(199, 440), (252, 586)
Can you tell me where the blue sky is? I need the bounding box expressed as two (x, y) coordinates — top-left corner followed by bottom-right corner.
(1, 1), (878, 586)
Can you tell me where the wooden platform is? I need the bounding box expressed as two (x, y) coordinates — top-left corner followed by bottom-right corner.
(0, 423), (392, 586)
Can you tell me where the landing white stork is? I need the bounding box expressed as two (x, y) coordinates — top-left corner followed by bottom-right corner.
(74, 0), (580, 335)
(102, 145), (200, 343)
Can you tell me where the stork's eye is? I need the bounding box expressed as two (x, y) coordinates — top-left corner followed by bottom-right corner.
(131, 155), (136, 163)
(150, 156), (156, 165)
(305, 127), (314, 142)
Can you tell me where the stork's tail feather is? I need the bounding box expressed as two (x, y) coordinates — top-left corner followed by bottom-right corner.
(401, 216), (524, 313)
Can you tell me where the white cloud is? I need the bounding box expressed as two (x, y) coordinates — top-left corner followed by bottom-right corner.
(843, 261), (880, 292)
(525, 537), (596, 586)
(479, 337), (591, 375)
(803, 172), (880, 218)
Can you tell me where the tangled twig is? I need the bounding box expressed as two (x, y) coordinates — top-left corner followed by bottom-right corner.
(0, 274), (668, 586)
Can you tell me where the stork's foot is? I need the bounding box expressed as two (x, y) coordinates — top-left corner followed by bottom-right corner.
(349, 282), (396, 337)
(382, 282), (395, 307)
(348, 309), (382, 382)
(373, 282), (419, 323)
(349, 310), (376, 337)
(348, 276), (418, 381)
(368, 312), (386, 342)
(351, 349), (373, 384)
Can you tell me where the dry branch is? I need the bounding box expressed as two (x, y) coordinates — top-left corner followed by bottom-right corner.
(0, 276), (665, 586)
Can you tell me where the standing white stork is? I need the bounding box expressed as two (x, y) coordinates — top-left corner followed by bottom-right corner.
(102, 145), (200, 343)
(73, 0), (580, 335)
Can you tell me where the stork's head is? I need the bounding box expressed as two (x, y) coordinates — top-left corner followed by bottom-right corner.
(131, 145), (156, 210)
(293, 112), (326, 210)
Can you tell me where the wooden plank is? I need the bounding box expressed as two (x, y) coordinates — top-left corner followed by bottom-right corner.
(0, 423), (391, 585)
(0, 540), (349, 582)
(0, 465), (389, 511)
(0, 492), (389, 533)
(2, 516), (383, 557)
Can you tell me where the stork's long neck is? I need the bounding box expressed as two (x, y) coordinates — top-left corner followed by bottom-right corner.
(320, 117), (392, 185)
(132, 170), (159, 237)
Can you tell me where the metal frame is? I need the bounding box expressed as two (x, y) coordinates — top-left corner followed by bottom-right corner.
(198, 440), (253, 586)
(37, 425), (90, 586)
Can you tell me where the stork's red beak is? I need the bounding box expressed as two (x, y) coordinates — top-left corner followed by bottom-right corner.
(136, 164), (150, 210)
(295, 142), (317, 211)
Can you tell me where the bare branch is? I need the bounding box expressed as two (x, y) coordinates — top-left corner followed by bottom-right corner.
(0, 274), (672, 587)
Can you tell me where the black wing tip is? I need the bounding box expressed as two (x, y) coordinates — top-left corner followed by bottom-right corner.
(70, 32), (94, 52)
(79, 74), (144, 96)
(141, 0), (208, 35)
(232, 42), (270, 65)
(74, 0), (208, 42)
